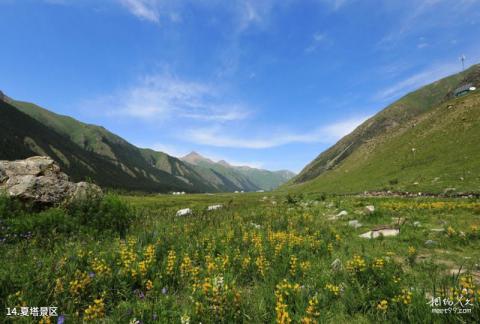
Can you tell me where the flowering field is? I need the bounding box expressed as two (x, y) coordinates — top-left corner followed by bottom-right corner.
(1, 193), (480, 323)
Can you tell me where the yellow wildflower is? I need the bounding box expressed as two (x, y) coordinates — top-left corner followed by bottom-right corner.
(84, 298), (105, 321)
(377, 300), (388, 312)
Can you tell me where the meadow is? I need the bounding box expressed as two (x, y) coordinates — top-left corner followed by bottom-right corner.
(1, 192), (479, 323)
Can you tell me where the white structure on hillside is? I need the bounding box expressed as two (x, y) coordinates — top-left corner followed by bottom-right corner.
(454, 83), (476, 97)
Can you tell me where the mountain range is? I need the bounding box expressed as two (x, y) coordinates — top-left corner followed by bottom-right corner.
(0, 96), (294, 193)
(181, 151), (295, 191)
(286, 64), (480, 194)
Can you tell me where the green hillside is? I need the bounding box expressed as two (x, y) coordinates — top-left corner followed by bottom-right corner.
(2, 98), (294, 193)
(181, 152), (295, 192)
(288, 64), (480, 194)
(235, 167), (296, 191)
(8, 99), (225, 193)
(0, 100), (200, 192)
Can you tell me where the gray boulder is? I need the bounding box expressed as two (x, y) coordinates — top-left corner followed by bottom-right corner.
(0, 156), (101, 205)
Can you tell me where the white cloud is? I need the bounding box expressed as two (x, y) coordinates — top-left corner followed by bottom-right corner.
(374, 61), (462, 102)
(147, 143), (190, 158)
(115, 0), (351, 28)
(377, 0), (480, 49)
(185, 116), (369, 149)
(118, 0), (160, 22)
(324, 0), (350, 10)
(305, 32), (328, 53)
(92, 74), (250, 122)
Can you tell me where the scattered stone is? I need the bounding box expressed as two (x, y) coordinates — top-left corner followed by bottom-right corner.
(348, 220), (362, 229)
(331, 258), (342, 272)
(250, 222), (262, 229)
(176, 208), (192, 217)
(207, 204), (223, 211)
(425, 240), (436, 246)
(70, 181), (103, 202)
(364, 205), (375, 214)
(337, 210), (348, 217)
(443, 187), (456, 195)
(448, 268), (467, 276)
(413, 221), (421, 227)
(359, 228), (400, 239)
(0, 156), (102, 206)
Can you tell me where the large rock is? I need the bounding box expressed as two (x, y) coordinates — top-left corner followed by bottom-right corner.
(0, 156), (101, 205)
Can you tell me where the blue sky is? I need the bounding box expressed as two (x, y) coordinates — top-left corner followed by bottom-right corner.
(1, 0), (479, 172)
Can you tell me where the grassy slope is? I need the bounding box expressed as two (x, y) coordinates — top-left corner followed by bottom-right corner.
(289, 90), (480, 194)
(192, 160), (261, 192)
(291, 65), (477, 186)
(10, 100), (293, 192)
(181, 153), (295, 192)
(0, 100), (207, 192)
(235, 167), (296, 191)
(9, 100), (218, 193)
(286, 64), (480, 194)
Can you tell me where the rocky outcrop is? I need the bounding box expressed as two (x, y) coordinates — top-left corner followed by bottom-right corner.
(0, 156), (101, 205)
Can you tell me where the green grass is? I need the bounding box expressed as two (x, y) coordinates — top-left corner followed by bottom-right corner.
(289, 64), (480, 194)
(287, 85), (480, 195)
(0, 99), (215, 193)
(1, 192), (479, 323)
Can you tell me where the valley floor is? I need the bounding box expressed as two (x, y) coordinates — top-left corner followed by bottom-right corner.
(1, 192), (480, 323)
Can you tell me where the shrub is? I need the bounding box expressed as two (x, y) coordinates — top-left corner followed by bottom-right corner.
(389, 179), (399, 185)
(0, 194), (24, 219)
(6, 208), (76, 238)
(66, 193), (134, 237)
(284, 193), (304, 205)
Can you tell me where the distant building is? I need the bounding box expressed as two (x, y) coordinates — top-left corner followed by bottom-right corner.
(454, 83), (476, 97)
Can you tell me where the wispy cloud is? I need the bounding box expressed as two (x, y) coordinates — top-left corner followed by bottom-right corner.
(146, 143), (190, 158)
(305, 32), (329, 53)
(119, 0), (160, 22)
(115, 0), (352, 28)
(185, 116), (369, 149)
(377, 0), (480, 49)
(374, 61), (462, 102)
(89, 74), (250, 122)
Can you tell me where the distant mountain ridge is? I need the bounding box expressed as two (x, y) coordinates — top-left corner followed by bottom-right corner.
(287, 63), (480, 194)
(0, 96), (294, 193)
(181, 151), (296, 191)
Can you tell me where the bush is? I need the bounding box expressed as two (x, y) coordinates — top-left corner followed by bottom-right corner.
(0, 193), (24, 218)
(66, 193), (134, 237)
(0, 193), (135, 241)
(284, 193), (304, 205)
(6, 208), (76, 238)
